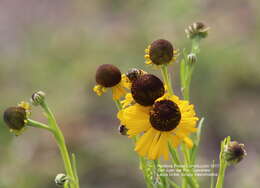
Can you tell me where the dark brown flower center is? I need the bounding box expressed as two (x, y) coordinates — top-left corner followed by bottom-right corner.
(131, 74), (165, 106)
(149, 39), (174, 65)
(95, 64), (121, 87)
(150, 100), (181, 131)
(3, 106), (26, 130)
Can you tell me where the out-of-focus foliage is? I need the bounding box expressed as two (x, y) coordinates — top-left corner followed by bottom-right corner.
(0, 0), (259, 187)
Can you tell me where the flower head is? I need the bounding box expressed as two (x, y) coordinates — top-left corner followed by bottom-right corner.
(96, 64), (121, 87)
(3, 102), (31, 135)
(93, 64), (129, 100)
(224, 141), (247, 165)
(118, 94), (198, 160)
(145, 39), (178, 66)
(131, 74), (165, 106)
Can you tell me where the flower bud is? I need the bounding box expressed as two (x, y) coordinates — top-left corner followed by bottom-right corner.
(31, 91), (46, 106)
(131, 74), (165, 106)
(3, 106), (27, 131)
(224, 141), (247, 165)
(126, 68), (147, 82)
(187, 53), (197, 65)
(185, 22), (209, 39)
(149, 39), (174, 65)
(95, 64), (121, 87)
(55, 173), (69, 187)
(118, 125), (128, 135)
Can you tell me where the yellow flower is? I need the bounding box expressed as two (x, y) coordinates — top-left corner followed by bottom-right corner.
(117, 94), (198, 160)
(121, 93), (134, 108)
(93, 64), (130, 100)
(145, 39), (179, 66)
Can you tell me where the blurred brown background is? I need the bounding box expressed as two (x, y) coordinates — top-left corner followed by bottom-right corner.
(0, 0), (259, 187)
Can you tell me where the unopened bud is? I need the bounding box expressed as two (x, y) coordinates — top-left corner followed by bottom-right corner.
(55, 173), (69, 187)
(31, 91), (46, 106)
(185, 22), (209, 39)
(118, 125), (128, 135)
(126, 68), (147, 82)
(224, 141), (247, 165)
(187, 53), (197, 65)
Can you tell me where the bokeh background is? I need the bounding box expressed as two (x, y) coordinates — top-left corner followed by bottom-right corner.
(0, 0), (259, 187)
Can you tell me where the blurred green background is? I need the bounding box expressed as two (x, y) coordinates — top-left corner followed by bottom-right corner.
(0, 0), (259, 187)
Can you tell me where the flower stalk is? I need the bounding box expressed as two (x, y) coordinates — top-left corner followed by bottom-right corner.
(40, 101), (79, 188)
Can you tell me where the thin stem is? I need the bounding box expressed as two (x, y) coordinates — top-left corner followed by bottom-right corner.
(215, 162), (227, 188)
(181, 178), (187, 188)
(72, 153), (79, 186)
(161, 64), (174, 95)
(26, 119), (53, 132)
(210, 160), (215, 188)
(215, 137), (230, 188)
(140, 157), (153, 188)
(168, 143), (198, 188)
(114, 99), (122, 110)
(215, 136), (230, 188)
(40, 101), (78, 188)
(169, 179), (181, 188)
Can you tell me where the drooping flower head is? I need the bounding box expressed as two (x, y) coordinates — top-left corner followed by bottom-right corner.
(93, 64), (130, 100)
(145, 39), (178, 66)
(118, 94), (198, 160)
(3, 101), (31, 135)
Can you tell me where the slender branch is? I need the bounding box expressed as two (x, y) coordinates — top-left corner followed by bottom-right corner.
(26, 119), (53, 132)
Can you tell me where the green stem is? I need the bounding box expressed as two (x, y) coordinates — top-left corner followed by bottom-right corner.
(117, 104), (153, 188)
(215, 137), (230, 188)
(169, 179), (181, 188)
(114, 99), (122, 110)
(215, 162), (227, 188)
(161, 64), (174, 95)
(40, 101), (78, 188)
(181, 178), (187, 188)
(168, 143), (198, 188)
(26, 119), (53, 132)
(72, 153), (79, 186)
(140, 156), (153, 188)
(210, 160), (215, 188)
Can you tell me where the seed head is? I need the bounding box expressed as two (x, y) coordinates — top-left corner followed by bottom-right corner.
(95, 64), (121, 87)
(149, 39), (174, 65)
(131, 74), (165, 106)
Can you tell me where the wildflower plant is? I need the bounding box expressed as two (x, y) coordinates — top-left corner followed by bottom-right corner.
(93, 22), (246, 188)
(2, 22), (247, 188)
(3, 91), (80, 188)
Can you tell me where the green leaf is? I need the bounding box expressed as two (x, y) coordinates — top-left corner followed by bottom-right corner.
(190, 117), (205, 164)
